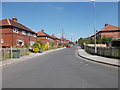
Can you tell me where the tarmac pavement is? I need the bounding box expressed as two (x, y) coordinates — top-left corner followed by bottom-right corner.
(2, 46), (118, 88)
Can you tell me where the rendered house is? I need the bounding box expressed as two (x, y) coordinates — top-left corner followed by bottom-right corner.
(0, 17), (37, 48)
(37, 29), (54, 45)
(51, 34), (60, 46)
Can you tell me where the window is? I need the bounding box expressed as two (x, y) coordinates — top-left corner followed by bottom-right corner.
(1, 39), (4, 44)
(17, 39), (24, 46)
(46, 42), (49, 45)
(30, 41), (35, 46)
(22, 30), (26, 35)
(33, 34), (37, 37)
(28, 32), (32, 36)
(13, 28), (19, 33)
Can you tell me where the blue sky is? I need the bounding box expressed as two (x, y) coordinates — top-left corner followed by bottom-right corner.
(2, 2), (118, 41)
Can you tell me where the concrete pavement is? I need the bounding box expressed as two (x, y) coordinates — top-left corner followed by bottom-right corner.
(2, 46), (118, 88)
(77, 47), (119, 67)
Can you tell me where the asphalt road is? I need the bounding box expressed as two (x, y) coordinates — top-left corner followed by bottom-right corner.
(2, 46), (118, 88)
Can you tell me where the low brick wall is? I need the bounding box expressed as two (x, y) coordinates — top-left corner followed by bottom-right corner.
(85, 46), (120, 59)
(0, 48), (29, 60)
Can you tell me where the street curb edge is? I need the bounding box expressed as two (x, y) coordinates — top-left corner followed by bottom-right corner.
(77, 51), (120, 67)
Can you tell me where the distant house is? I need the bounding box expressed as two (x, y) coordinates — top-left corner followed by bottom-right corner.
(37, 29), (54, 45)
(91, 24), (120, 40)
(90, 30), (99, 40)
(60, 37), (70, 44)
(51, 34), (60, 46)
(0, 17), (37, 48)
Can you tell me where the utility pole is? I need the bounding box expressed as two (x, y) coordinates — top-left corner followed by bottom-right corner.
(62, 29), (64, 46)
(90, 0), (97, 53)
(71, 38), (72, 42)
(62, 29), (64, 38)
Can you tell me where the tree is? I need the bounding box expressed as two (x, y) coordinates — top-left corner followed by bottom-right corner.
(69, 42), (73, 45)
(78, 37), (91, 44)
(58, 43), (62, 46)
(102, 36), (112, 45)
(75, 41), (78, 44)
(96, 37), (102, 44)
(51, 42), (55, 46)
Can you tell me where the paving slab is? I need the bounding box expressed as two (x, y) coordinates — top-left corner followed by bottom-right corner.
(77, 47), (119, 67)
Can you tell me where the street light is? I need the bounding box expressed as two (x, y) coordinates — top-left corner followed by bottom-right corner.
(89, 0), (97, 53)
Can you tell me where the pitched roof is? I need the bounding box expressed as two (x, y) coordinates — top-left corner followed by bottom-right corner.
(60, 37), (65, 40)
(91, 31), (99, 37)
(51, 34), (59, 40)
(60, 37), (70, 41)
(37, 30), (53, 39)
(90, 24), (120, 37)
(0, 18), (36, 34)
(100, 24), (120, 32)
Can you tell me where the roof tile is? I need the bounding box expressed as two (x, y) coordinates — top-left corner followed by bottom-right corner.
(0, 18), (36, 34)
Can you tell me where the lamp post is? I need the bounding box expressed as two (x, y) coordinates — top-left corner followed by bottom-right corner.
(89, 0), (97, 53)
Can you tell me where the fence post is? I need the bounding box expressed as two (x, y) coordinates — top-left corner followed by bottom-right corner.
(11, 47), (12, 59)
(3, 49), (5, 60)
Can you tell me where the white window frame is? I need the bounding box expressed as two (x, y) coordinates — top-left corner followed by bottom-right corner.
(33, 34), (37, 37)
(17, 39), (24, 46)
(13, 28), (19, 33)
(28, 32), (32, 36)
(1, 39), (4, 44)
(46, 42), (49, 45)
(22, 30), (26, 35)
(30, 41), (35, 46)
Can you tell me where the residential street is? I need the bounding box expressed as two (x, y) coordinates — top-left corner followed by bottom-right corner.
(2, 46), (118, 88)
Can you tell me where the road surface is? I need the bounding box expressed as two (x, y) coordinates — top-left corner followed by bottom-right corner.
(2, 46), (118, 88)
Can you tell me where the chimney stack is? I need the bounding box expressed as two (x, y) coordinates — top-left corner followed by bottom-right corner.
(12, 17), (17, 22)
(41, 29), (44, 32)
(105, 24), (108, 27)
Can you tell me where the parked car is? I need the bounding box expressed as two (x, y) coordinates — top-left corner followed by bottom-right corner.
(66, 45), (70, 48)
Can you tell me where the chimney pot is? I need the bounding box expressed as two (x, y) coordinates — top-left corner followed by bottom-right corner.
(12, 17), (17, 22)
(105, 24), (108, 27)
(41, 29), (44, 32)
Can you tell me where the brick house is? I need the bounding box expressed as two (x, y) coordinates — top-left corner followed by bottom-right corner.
(90, 24), (120, 40)
(60, 37), (70, 44)
(51, 34), (60, 46)
(37, 29), (54, 45)
(90, 30), (99, 40)
(0, 17), (37, 48)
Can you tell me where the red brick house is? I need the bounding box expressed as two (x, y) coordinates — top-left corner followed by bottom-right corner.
(51, 34), (60, 46)
(37, 29), (54, 45)
(60, 37), (70, 44)
(90, 30), (99, 40)
(0, 17), (37, 48)
(91, 24), (120, 40)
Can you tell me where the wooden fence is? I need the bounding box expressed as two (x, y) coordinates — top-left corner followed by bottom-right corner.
(0, 48), (30, 61)
(85, 46), (120, 59)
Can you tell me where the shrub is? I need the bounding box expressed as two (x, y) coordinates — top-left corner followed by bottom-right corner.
(32, 43), (41, 53)
(58, 43), (62, 46)
(43, 44), (50, 50)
